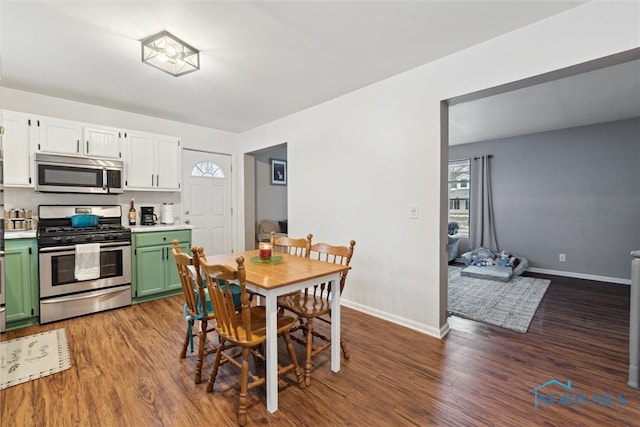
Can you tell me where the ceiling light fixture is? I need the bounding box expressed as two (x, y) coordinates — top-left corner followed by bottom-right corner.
(141, 30), (199, 77)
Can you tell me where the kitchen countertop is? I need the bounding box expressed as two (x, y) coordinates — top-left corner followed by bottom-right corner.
(4, 230), (36, 240)
(3, 225), (192, 238)
(129, 224), (193, 233)
(5, 230), (38, 239)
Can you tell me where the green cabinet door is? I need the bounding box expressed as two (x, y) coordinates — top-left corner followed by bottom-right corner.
(135, 245), (166, 297)
(132, 230), (191, 300)
(5, 239), (38, 324)
(165, 241), (190, 292)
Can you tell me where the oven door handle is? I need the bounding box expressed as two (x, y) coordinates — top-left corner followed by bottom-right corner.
(39, 242), (132, 253)
(40, 287), (128, 303)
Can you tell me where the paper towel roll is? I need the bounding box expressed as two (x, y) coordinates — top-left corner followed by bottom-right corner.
(161, 203), (174, 224)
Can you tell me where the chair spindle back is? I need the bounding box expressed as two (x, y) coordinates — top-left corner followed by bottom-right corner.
(307, 240), (356, 297)
(173, 240), (208, 317)
(194, 248), (251, 342)
(271, 231), (313, 257)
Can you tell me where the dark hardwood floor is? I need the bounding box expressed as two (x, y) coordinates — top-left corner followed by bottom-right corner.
(2, 272), (638, 426)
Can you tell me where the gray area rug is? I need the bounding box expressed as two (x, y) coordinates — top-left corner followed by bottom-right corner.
(448, 266), (550, 333)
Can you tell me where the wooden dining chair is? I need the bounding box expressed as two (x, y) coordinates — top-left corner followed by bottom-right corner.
(172, 240), (216, 384)
(270, 231), (313, 257)
(195, 248), (305, 426)
(277, 239), (356, 386)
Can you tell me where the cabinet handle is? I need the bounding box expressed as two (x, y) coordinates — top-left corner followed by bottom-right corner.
(156, 174), (160, 187)
(77, 140), (80, 153)
(151, 175), (154, 186)
(86, 140), (89, 153)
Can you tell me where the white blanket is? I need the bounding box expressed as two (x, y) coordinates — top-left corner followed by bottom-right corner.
(74, 243), (101, 281)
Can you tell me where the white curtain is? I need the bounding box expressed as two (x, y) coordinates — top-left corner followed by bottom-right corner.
(470, 155), (499, 251)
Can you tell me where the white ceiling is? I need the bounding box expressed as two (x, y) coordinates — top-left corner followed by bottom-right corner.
(1, 1), (588, 133)
(449, 58), (640, 145)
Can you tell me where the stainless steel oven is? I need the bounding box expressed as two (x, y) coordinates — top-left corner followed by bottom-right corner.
(39, 242), (131, 297)
(38, 205), (132, 324)
(39, 242), (131, 323)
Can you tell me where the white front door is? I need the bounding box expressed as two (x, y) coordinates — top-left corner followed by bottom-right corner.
(182, 149), (232, 254)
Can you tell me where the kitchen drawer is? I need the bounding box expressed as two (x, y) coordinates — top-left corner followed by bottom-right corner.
(134, 230), (191, 247)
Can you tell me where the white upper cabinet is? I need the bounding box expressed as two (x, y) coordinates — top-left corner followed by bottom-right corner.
(36, 117), (121, 159)
(37, 117), (83, 156)
(2, 110), (36, 187)
(2, 110), (181, 192)
(155, 134), (181, 190)
(124, 131), (155, 189)
(124, 131), (181, 191)
(83, 126), (122, 159)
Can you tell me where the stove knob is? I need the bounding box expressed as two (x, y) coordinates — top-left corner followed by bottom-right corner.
(52, 236), (62, 242)
(86, 235), (93, 241)
(65, 236), (74, 243)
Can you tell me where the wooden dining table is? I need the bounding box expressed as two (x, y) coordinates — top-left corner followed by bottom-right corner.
(204, 249), (350, 413)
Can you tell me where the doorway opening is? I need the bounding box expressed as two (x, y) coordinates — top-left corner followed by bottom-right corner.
(243, 143), (288, 250)
(442, 48), (640, 331)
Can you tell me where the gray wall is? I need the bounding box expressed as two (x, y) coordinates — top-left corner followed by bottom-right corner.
(449, 117), (640, 281)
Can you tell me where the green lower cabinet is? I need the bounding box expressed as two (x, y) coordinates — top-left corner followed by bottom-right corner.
(5, 238), (39, 329)
(132, 230), (191, 302)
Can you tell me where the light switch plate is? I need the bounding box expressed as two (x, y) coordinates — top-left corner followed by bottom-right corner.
(409, 204), (419, 219)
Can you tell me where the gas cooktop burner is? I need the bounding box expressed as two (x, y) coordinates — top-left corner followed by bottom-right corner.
(42, 224), (128, 234)
(37, 227), (132, 247)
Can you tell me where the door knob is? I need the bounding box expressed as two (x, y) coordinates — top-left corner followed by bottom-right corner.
(185, 210), (190, 215)
(185, 219), (190, 224)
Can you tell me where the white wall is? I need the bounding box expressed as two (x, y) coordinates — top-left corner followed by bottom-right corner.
(450, 118), (640, 284)
(3, 88), (239, 152)
(236, 1), (640, 338)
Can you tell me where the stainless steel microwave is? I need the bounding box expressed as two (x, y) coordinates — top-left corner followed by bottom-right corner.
(35, 153), (124, 194)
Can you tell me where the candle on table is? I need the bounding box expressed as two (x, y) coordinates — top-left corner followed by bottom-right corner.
(259, 242), (272, 259)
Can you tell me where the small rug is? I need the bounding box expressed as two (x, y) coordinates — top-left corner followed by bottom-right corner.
(448, 266), (550, 333)
(0, 328), (71, 390)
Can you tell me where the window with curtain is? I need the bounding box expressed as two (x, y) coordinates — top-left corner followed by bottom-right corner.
(191, 161), (225, 178)
(448, 159), (470, 237)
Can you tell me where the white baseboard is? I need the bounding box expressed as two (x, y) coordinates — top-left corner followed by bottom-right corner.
(341, 299), (449, 339)
(527, 267), (631, 285)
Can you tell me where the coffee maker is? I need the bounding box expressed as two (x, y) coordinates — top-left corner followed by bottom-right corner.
(140, 207), (157, 225)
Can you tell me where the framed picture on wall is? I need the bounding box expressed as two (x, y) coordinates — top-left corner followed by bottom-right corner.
(271, 159), (287, 185)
